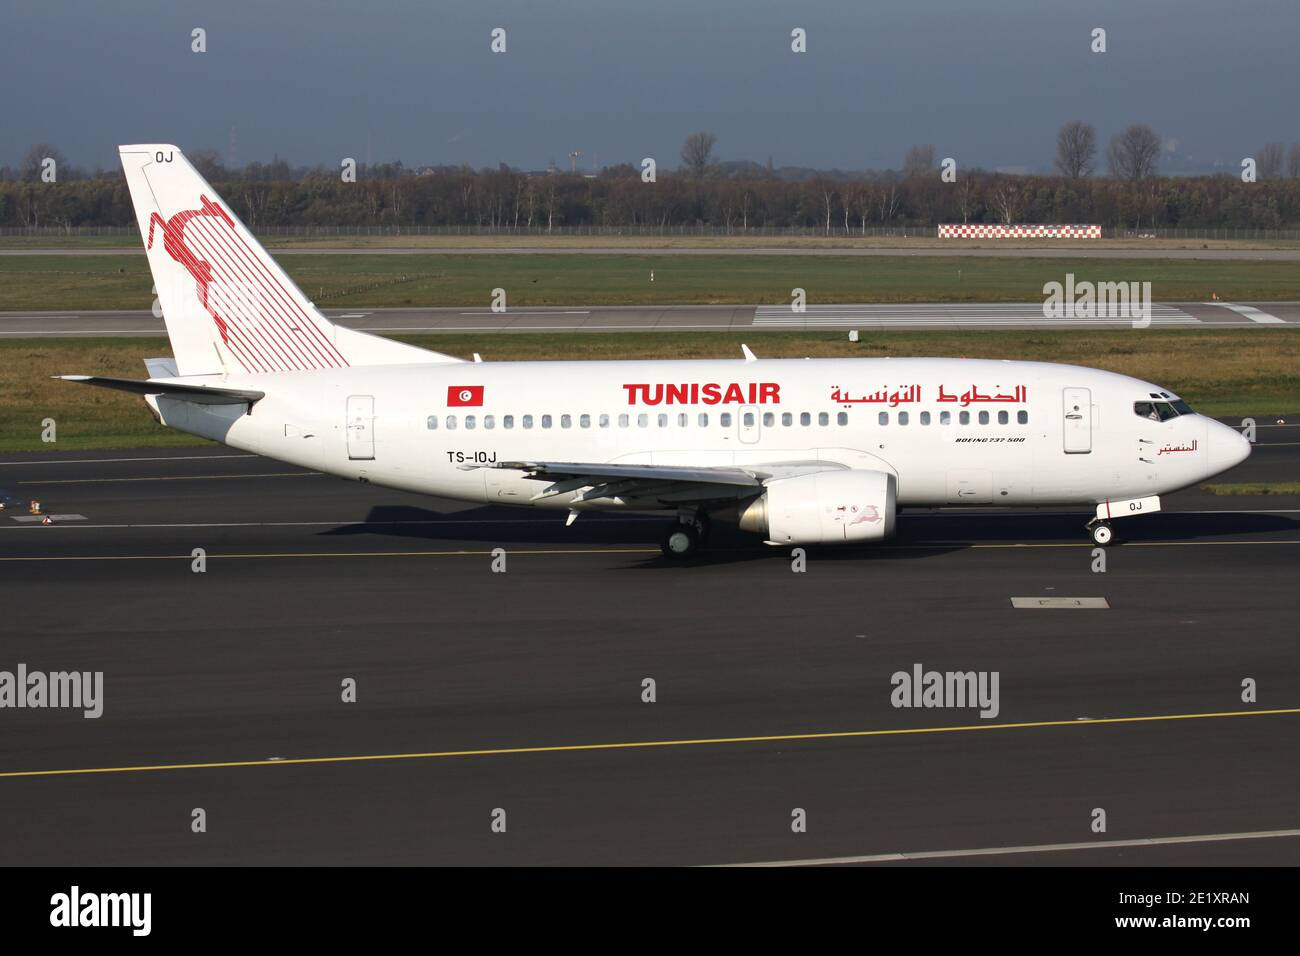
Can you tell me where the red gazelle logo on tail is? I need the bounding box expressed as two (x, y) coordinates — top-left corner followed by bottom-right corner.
(147, 196), (236, 344)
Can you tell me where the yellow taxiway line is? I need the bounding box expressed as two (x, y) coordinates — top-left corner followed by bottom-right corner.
(2, 707), (1296, 781)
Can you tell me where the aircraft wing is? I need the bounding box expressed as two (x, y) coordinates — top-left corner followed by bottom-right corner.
(479, 459), (842, 505)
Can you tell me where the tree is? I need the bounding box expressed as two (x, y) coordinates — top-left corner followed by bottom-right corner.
(1107, 125), (1161, 180)
(680, 132), (717, 177)
(1055, 121), (1096, 178)
(990, 178), (1022, 224)
(21, 143), (67, 182)
(1289, 145), (1300, 180)
(902, 144), (936, 178)
(1257, 142), (1285, 180)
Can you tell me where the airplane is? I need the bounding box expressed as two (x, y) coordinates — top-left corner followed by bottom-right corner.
(58, 145), (1252, 559)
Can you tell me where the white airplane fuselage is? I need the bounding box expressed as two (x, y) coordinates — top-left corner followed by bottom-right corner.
(149, 355), (1250, 514)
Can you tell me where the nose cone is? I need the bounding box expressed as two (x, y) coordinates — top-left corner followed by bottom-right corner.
(1205, 419), (1251, 477)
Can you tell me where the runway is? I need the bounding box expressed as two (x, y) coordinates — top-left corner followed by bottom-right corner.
(0, 426), (1297, 865)
(8, 244), (1300, 261)
(4, 300), (1300, 337)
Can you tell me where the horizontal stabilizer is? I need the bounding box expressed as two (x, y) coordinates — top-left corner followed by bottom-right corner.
(55, 375), (265, 406)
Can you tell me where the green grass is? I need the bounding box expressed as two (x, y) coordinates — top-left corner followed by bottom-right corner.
(2, 330), (1296, 453)
(5, 253), (1300, 311)
(1200, 482), (1300, 495)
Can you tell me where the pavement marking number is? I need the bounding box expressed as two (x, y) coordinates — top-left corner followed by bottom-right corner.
(1011, 596), (1110, 608)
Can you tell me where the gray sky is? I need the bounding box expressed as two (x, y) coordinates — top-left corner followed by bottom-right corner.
(2, 0), (1296, 173)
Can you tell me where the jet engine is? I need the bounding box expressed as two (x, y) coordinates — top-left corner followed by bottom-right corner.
(738, 469), (897, 545)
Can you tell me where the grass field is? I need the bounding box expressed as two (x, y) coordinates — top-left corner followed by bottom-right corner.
(1201, 482), (1300, 495)
(2, 330), (1295, 453)
(4, 234), (1300, 251)
(5, 253), (1300, 312)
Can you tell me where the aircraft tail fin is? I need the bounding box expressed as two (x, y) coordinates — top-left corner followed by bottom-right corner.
(118, 144), (460, 376)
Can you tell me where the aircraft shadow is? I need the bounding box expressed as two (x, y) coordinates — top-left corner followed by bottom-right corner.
(315, 504), (1296, 567)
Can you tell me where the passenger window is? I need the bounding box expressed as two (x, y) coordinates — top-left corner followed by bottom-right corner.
(637, 414), (648, 427)
(698, 413), (708, 427)
(465, 415), (476, 430)
(560, 414), (571, 429)
(619, 414), (629, 428)
(484, 415), (495, 429)
(920, 411), (930, 426)
(837, 412), (848, 425)
(898, 411), (909, 426)
(720, 413), (733, 427)
(541, 414), (552, 429)
(939, 411), (951, 425)
(503, 415), (514, 429)
(446, 415), (457, 430)
(763, 412), (775, 427)
(426, 415), (438, 430)
(878, 411), (889, 425)
(678, 413), (688, 427)
(1017, 410), (1028, 424)
(599, 414), (610, 428)
(658, 414), (668, 427)
(580, 414), (590, 428)
(818, 412), (829, 426)
(959, 411), (970, 425)
(781, 412), (792, 426)
(742, 412), (755, 427)
(997, 410), (1008, 425)
(978, 411), (989, 425)
(522, 414), (533, 429)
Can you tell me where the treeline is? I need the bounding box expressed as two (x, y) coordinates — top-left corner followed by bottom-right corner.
(5, 166), (1300, 232)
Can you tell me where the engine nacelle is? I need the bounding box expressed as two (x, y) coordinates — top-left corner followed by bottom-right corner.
(738, 469), (897, 545)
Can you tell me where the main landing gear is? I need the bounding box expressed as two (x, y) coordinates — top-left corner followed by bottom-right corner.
(659, 510), (711, 559)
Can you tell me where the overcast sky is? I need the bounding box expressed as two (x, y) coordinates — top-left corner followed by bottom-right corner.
(2, 0), (1296, 174)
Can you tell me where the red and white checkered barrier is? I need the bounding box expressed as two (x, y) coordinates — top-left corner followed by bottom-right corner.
(938, 224), (1102, 239)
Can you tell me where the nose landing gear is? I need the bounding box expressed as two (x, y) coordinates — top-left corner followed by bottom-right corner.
(1087, 521), (1114, 546)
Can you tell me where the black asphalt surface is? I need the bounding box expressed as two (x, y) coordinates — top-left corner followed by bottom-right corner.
(0, 426), (1296, 865)
(2, 301), (1300, 336)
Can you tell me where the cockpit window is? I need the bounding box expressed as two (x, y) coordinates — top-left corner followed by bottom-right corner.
(1133, 400), (1180, 422)
(1171, 399), (1194, 415)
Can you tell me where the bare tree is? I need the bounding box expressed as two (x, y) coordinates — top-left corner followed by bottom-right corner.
(21, 143), (67, 182)
(1257, 142), (1285, 180)
(1107, 125), (1161, 180)
(990, 179), (1022, 224)
(903, 144), (936, 178)
(680, 131), (717, 177)
(1055, 121), (1096, 178)
(1289, 145), (1300, 180)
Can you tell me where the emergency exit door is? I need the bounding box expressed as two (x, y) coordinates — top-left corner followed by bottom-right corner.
(346, 395), (375, 460)
(1062, 387), (1092, 454)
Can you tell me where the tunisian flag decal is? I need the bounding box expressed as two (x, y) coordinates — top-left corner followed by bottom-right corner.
(447, 385), (485, 407)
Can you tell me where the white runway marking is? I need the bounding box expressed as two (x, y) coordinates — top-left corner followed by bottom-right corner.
(1217, 302), (1285, 323)
(0, 454), (255, 466)
(723, 827), (1300, 866)
(9, 514), (87, 523)
(1010, 596), (1109, 608)
(0, 517), (661, 530)
(755, 303), (1201, 327)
